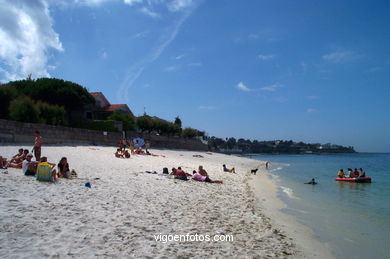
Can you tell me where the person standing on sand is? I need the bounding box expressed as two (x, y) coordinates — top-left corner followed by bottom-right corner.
(33, 131), (42, 162)
(265, 161), (270, 169)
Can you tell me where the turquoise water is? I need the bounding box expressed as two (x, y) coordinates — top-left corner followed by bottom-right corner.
(249, 153), (390, 259)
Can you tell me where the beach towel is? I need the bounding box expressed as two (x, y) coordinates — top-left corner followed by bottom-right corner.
(36, 162), (53, 182)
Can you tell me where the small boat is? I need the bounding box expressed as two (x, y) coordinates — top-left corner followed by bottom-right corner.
(335, 177), (371, 183)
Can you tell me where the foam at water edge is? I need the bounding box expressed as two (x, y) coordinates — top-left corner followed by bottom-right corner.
(280, 186), (300, 200)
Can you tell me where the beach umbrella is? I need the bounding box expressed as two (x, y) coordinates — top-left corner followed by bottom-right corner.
(133, 137), (145, 148)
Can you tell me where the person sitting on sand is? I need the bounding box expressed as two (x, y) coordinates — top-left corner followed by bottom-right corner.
(338, 169), (345, 178)
(10, 148), (23, 163)
(193, 169), (223, 184)
(124, 150), (131, 158)
(115, 148), (124, 158)
(9, 149), (29, 168)
(223, 164), (236, 173)
(359, 168), (366, 177)
(0, 156), (8, 169)
(58, 157), (71, 178)
(198, 165), (208, 177)
(36, 157), (57, 182)
(353, 168), (359, 178)
(304, 178), (317, 185)
(22, 153), (38, 176)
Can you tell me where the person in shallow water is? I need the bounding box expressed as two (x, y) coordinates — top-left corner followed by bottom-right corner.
(305, 178), (317, 185)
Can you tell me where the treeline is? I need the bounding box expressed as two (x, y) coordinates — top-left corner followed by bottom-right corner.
(0, 77), (94, 125)
(0, 78), (205, 138)
(207, 137), (355, 154)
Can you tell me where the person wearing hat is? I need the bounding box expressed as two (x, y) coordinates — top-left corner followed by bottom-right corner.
(22, 153), (37, 176)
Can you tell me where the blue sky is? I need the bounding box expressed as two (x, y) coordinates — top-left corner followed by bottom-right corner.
(1, 0), (389, 152)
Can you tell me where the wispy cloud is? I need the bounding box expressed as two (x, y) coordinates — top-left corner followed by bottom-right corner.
(175, 54), (185, 60)
(0, 0), (63, 82)
(307, 108), (319, 113)
(322, 50), (364, 63)
(236, 82), (282, 92)
(168, 0), (194, 12)
(258, 54), (275, 61)
(199, 105), (216, 110)
(164, 65), (179, 72)
(260, 83), (282, 92)
(139, 7), (160, 18)
(236, 82), (251, 92)
(133, 31), (149, 39)
(117, 2), (199, 102)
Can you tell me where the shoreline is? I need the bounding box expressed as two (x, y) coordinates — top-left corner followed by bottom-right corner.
(1, 144), (331, 257)
(248, 166), (335, 259)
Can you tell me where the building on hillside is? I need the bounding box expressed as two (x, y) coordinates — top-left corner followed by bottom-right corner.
(86, 92), (133, 120)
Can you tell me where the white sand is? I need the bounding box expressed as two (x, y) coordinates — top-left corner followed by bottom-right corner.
(0, 145), (331, 258)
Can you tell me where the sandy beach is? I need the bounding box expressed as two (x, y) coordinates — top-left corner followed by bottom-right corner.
(0, 145), (332, 258)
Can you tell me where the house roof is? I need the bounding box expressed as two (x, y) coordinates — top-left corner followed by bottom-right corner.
(101, 104), (130, 112)
(90, 92), (110, 107)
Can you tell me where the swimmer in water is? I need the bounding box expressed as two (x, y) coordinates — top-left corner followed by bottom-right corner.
(305, 178), (317, 185)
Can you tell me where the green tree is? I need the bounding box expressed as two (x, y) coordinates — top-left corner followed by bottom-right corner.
(136, 115), (154, 132)
(108, 111), (136, 131)
(4, 78), (95, 121)
(174, 116), (182, 128)
(0, 86), (19, 119)
(181, 127), (198, 138)
(9, 96), (40, 123)
(36, 101), (66, 125)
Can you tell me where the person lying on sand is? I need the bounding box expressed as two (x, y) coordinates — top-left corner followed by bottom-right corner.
(223, 164), (236, 173)
(135, 147), (145, 155)
(171, 167), (192, 181)
(193, 169), (223, 184)
(194, 166), (223, 183)
(22, 153), (38, 176)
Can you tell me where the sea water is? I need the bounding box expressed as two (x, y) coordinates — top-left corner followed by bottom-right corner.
(249, 153), (390, 259)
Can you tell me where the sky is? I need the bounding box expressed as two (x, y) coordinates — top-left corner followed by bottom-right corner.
(0, 0), (389, 152)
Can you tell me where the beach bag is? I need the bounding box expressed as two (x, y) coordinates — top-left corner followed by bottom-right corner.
(36, 162), (53, 182)
(163, 167), (169, 174)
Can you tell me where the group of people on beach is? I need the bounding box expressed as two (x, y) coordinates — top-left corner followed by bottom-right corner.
(169, 165), (223, 183)
(338, 168), (366, 178)
(115, 138), (151, 158)
(0, 131), (76, 182)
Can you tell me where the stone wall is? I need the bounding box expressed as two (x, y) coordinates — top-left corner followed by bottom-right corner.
(0, 119), (208, 151)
